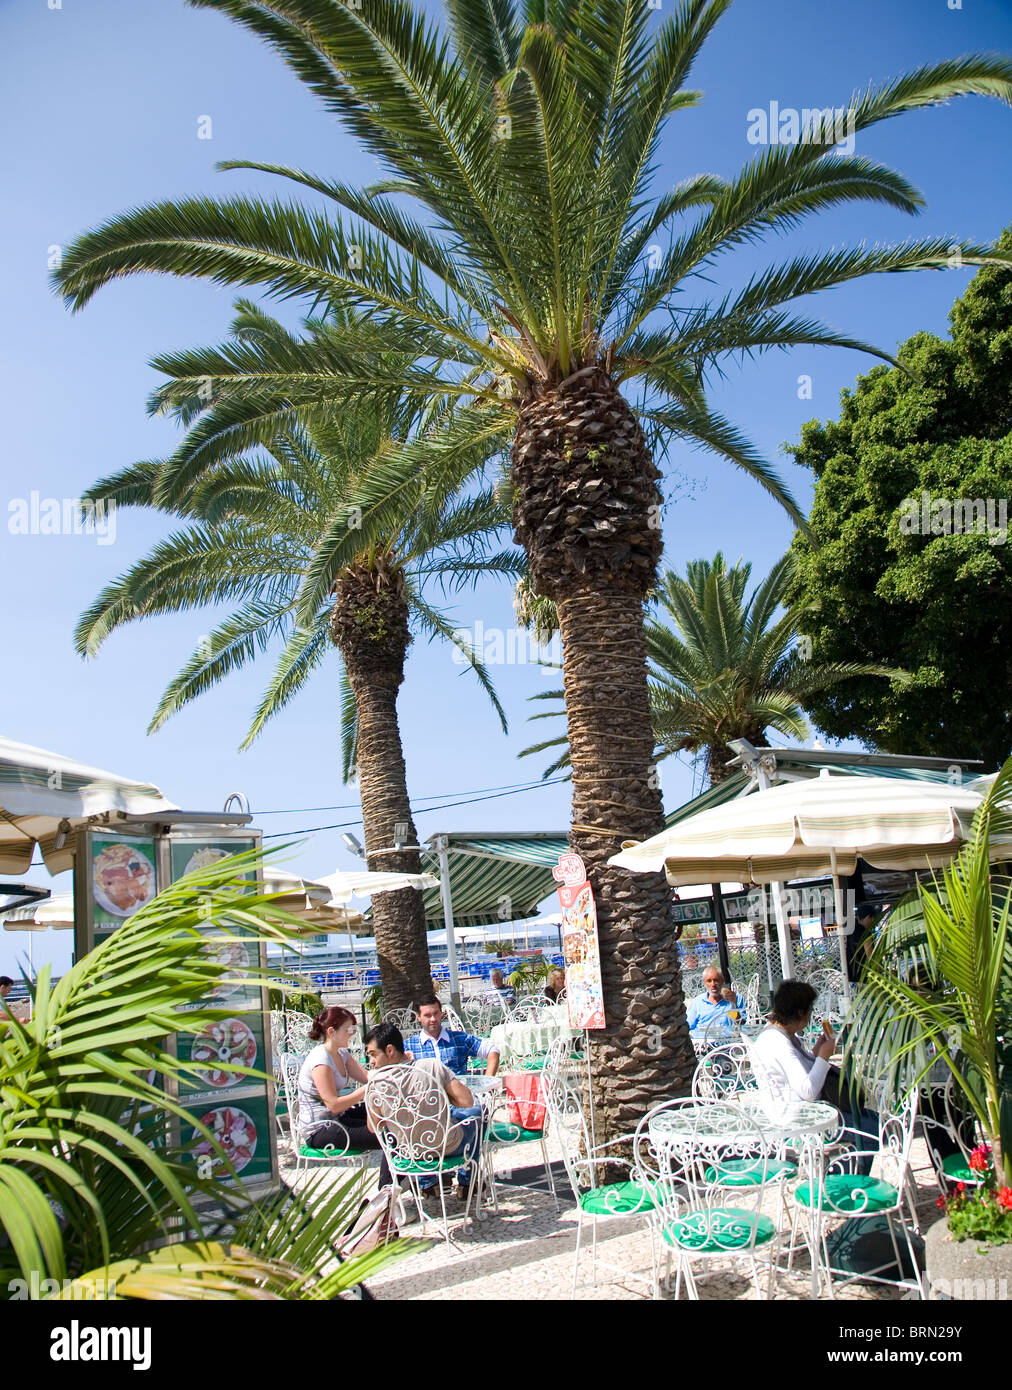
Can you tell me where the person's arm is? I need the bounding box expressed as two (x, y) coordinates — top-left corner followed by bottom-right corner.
(447, 1076), (475, 1107)
(311, 1064), (366, 1115)
(685, 999), (700, 1030)
(468, 1033), (500, 1077)
(768, 1032), (830, 1103)
(345, 1053), (369, 1085)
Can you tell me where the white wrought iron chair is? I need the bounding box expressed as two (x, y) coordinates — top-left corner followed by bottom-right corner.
(365, 1062), (482, 1242)
(541, 1057), (660, 1295)
(787, 1090), (925, 1299)
(743, 973), (764, 1028)
(918, 1073), (984, 1196)
(283, 1010), (314, 1056)
(691, 1043), (757, 1103)
(280, 1053), (379, 1178)
(483, 1054), (559, 1210)
(639, 1101), (784, 1300)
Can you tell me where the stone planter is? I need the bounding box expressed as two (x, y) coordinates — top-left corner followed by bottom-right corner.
(923, 1216), (1012, 1300)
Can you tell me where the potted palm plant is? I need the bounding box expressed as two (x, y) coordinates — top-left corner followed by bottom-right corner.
(846, 759), (1012, 1297)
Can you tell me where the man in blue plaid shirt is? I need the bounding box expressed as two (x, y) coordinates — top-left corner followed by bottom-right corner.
(406, 997), (500, 1077)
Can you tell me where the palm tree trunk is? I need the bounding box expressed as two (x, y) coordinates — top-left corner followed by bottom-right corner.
(331, 563), (430, 1011)
(512, 367), (695, 1139)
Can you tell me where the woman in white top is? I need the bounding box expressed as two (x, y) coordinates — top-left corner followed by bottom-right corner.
(750, 979), (837, 1105)
(296, 1006), (380, 1155)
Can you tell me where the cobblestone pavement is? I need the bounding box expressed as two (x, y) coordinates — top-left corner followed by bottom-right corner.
(281, 1129), (941, 1302)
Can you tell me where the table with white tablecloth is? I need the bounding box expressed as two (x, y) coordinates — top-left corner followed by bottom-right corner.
(488, 1006), (581, 1063)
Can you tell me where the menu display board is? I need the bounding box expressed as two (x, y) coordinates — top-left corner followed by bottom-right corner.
(553, 852), (606, 1030)
(74, 825), (278, 1198)
(169, 835), (276, 1192)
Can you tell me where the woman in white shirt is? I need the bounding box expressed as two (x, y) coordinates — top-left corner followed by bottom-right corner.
(750, 980), (837, 1105)
(296, 1006), (380, 1155)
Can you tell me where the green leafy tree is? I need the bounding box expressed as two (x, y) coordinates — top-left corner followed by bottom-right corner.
(53, 0), (1012, 1133)
(788, 232), (1012, 767)
(76, 304), (519, 1010)
(521, 554), (904, 782)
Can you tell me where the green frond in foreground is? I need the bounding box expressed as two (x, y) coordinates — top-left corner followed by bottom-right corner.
(1, 849), (426, 1297)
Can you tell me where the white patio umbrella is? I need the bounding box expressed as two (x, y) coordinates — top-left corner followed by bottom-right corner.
(0, 735), (176, 875)
(313, 869), (438, 901)
(2, 892), (74, 975)
(609, 770), (1010, 987)
(308, 869), (436, 972)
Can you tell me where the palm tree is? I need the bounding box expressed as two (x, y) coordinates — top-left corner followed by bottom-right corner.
(54, 0), (1012, 1131)
(521, 554), (906, 783)
(76, 303), (520, 1009)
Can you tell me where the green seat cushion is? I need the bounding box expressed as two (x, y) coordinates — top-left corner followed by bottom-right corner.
(703, 1158), (797, 1187)
(299, 1144), (371, 1159)
(578, 1181), (658, 1216)
(941, 1153), (983, 1184)
(391, 1155), (468, 1174)
(663, 1209), (776, 1252)
(795, 1173), (897, 1213)
(487, 1121), (544, 1143)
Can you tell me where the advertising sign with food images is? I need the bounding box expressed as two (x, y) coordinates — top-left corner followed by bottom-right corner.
(169, 836), (276, 1191)
(553, 852), (606, 1029)
(90, 835), (158, 942)
(189, 1091), (273, 1186)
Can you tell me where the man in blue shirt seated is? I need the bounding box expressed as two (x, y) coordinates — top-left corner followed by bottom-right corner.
(685, 966), (745, 1034)
(406, 996), (501, 1076)
(481, 969), (516, 1007)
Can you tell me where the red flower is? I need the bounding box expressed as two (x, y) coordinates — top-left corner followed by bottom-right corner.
(969, 1146), (990, 1173)
(998, 1187), (1012, 1211)
(937, 1195), (947, 1210)
(957, 1182), (966, 1193)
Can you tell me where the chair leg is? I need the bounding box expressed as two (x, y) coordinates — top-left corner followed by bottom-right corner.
(571, 1211), (584, 1298)
(541, 1137), (559, 1211)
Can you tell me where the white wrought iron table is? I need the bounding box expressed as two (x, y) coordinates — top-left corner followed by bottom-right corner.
(649, 1097), (840, 1296)
(488, 1007), (581, 1063)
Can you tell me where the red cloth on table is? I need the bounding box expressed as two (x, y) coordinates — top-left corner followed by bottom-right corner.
(503, 1071), (545, 1131)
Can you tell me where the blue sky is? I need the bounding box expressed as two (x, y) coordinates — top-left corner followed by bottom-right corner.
(3, 0), (1011, 975)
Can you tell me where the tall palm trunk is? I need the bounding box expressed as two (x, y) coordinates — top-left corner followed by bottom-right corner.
(331, 561), (430, 1010)
(512, 367), (695, 1136)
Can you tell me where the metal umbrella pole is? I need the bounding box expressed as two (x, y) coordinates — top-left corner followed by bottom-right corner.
(434, 835), (460, 1011)
(830, 848), (852, 1002)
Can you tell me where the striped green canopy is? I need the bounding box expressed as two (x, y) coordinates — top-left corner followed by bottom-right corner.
(420, 833), (567, 927)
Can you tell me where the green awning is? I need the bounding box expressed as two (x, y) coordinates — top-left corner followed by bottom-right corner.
(420, 832), (567, 927)
(404, 752), (985, 930)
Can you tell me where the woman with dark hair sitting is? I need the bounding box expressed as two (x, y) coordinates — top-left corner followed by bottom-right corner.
(750, 980), (836, 1104)
(751, 981), (878, 1169)
(296, 1006), (381, 1156)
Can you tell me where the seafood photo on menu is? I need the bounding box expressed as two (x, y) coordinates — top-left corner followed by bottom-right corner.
(192, 1106), (258, 1175)
(189, 1017), (258, 1090)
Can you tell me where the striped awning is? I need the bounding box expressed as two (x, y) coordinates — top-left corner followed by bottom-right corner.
(419, 833), (568, 927)
(0, 735), (177, 875)
(609, 769), (1010, 885)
